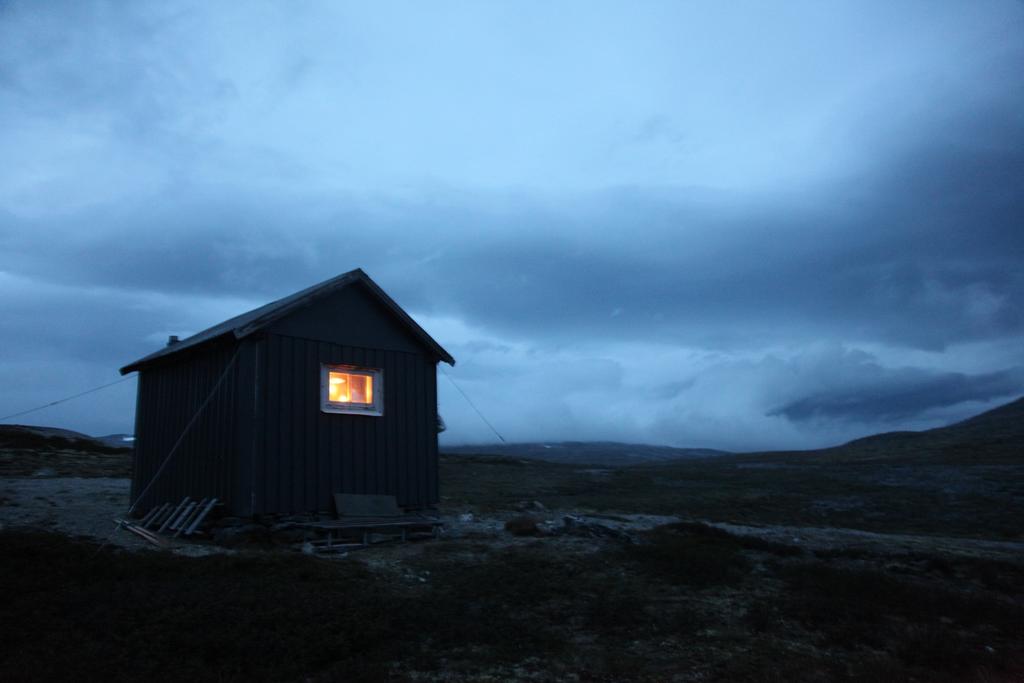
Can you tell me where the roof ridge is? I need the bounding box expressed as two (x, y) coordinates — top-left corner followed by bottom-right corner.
(120, 268), (453, 374)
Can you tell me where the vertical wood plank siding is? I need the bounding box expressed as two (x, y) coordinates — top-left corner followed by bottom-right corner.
(254, 333), (438, 514)
(130, 341), (239, 514)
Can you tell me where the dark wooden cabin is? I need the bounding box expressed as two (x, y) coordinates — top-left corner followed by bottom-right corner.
(119, 269), (455, 517)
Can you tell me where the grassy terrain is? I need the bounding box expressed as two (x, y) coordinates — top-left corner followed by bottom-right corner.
(1, 524), (1020, 682)
(443, 441), (728, 466)
(441, 398), (1024, 539)
(441, 453), (1023, 540)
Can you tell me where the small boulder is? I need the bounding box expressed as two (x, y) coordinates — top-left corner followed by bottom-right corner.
(505, 515), (541, 536)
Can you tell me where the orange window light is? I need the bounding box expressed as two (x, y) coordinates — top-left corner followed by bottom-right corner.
(327, 371), (373, 404)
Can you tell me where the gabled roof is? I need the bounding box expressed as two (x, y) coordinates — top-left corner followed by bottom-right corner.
(120, 268), (455, 374)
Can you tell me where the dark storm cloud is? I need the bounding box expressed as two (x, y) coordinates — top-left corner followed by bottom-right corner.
(6, 96), (1022, 355)
(1, 195), (340, 297)
(2, 83), (1021, 411)
(409, 89), (1024, 352)
(2, 5), (1019, 359)
(771, 367), (1024, 423)
(0, 1), (235, 136)
(2, 1), (1022, 447)
(0, 277), (225, 366)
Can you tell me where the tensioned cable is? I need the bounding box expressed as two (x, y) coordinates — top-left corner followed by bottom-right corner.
(0, 376), (135, 423)
(440, 366), (506, 443)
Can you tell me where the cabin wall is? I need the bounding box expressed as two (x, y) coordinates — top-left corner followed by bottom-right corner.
(251, 332), (438, 514)
(130, 339), (241, 514)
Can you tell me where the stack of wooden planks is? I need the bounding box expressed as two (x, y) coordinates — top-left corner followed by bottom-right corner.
(116, 496), (219, 546)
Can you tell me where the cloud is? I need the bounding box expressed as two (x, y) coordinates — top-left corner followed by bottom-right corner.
(770, 364), (1024, 424)
(635, 345), (1024, 450)
(0, 1), (1022, 448)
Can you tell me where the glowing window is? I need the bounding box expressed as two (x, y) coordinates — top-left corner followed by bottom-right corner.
(321, 365), (383, 416)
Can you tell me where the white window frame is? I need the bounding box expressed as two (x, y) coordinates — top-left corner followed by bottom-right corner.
(320, 364), (383, 416)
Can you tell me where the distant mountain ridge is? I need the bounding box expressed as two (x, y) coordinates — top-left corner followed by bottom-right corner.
(824, 395), (1024, 462)
(444, 396), (1024, 466)
(724, 395), (1024, 465)
(0, 424), (132, 454)
(442, 441), (729, 466)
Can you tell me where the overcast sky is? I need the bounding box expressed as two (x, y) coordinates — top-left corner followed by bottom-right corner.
(1, 1), (1022, 451)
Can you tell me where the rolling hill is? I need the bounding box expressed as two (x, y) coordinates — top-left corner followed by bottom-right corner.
(800, 395), (1024, 464)
(0, 424), (130, 454)
(0, 424), (132, 477)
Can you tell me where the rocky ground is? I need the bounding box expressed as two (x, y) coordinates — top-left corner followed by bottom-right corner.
(2, 435), (1022, 682)
(0, 476), (146, 549)
(0, 476), (230, 555)
(0, 474), (682, 559)
(4, 473), (1023, 571)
